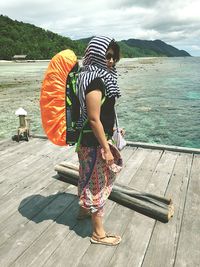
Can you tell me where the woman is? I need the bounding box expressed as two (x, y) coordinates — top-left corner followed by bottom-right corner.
(76, 36), (122, 246)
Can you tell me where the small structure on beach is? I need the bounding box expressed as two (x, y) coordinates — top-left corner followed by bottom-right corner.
(13, 107), (30, 141)
(13, 55), (27, 61)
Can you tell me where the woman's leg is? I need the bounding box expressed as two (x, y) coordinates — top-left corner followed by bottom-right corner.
(91, 211), (121, 245)
(91, 212), (106, 237)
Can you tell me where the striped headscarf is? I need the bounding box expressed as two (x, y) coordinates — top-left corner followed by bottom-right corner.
(76, 36), (121, 124)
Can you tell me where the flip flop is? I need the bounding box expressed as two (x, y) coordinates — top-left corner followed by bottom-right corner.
(90, 233), (121, 246)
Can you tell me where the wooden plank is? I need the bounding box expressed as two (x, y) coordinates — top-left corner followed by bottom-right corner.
(0, 139), (47, 172)
(0, 138), (11, 146)
(11, 195), (79, 267)
(108, 213), (153, 267)
(130, 150), (178, 193)
(0, 141), (76, 245)
(174, 154), (200, 267)
(0, 179), (71, 246)
(41, 200), (116, 267)
(0, 143), (74, 195)
(118, 145), (137, 170)
(77, 205), (134, 267)
(0, 138), (29, 150)
(116, 147), (151, 185)
(0, 138), (68, 174)
(127, 149), (163, 187)
(141, 153), (193, 267)
(0, 154), (52, 196)
(0, 150), (72, 224)
(107, 150), (178, 267)
(0, 142), (74, 223)
(0, 138), (42, 158)
(0, 138), (70, 180)
(0, 186), (77, 266)
(120, 145), (137, 160)
(0, 144), (74, 197)
(0, 139), (22, 154)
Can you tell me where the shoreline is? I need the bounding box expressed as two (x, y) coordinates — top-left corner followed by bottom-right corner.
(0, 59), (50, 63)
(0, 56), (189, 64)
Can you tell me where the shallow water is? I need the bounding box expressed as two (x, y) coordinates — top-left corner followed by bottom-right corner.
(0, 61), (48, 139)
(0, 57), (200, 148)
(117, 57), (200, 148)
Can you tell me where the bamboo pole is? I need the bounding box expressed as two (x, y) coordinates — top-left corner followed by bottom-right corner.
(126, 141), (200, 154)
(55, 162), (174, 223)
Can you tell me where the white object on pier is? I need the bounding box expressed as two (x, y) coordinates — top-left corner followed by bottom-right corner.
(15, 107), (27, 116)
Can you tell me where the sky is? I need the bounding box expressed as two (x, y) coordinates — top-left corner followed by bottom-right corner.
(1, 0), (200, 56)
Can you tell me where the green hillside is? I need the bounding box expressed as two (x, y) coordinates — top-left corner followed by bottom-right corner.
(119, 41), (164, 57)
(0, 15), (85, 60)
(0, 15), (191, 60)
(121, 39), (191, 57)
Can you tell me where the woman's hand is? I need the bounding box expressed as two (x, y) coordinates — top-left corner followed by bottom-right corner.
(113, 127), (126, 136)
(101, 147), (114, 165)
(120, 128), (126, 137)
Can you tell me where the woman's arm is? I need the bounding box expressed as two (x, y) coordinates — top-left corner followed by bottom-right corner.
(86, 90), (114, 165)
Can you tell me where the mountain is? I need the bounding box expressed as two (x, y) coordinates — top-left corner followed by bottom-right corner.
(121, 39), (190, 57)
(0, 15), (191, 60)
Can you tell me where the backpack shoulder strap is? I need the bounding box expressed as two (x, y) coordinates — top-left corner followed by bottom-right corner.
(75, 95), (107, 152)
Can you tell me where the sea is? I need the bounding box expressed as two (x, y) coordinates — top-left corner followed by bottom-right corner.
(0, 57), (200, 148)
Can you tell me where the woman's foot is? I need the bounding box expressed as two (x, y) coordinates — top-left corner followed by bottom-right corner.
(90, 210), (121, 245)
(90, 233), (121, 246)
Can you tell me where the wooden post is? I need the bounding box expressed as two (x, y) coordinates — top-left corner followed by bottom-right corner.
(19, 115), (26, 128)
(15, 108), (30, 142)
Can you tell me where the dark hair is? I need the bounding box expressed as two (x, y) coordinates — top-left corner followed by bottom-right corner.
(107, 40), (120, 62)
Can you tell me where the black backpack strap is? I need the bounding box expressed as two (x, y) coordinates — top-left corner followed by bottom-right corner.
(75, 96), (106, 152)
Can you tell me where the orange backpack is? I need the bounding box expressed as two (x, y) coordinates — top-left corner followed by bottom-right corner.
(40, 49), (80, 146)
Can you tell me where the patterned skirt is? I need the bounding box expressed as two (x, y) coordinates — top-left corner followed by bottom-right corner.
(77, 146), (117, 216)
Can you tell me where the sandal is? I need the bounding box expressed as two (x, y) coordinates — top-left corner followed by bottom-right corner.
(90, 233), (121, 246)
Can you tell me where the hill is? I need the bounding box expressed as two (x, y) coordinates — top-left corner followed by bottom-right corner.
(121, 39), (190, 57)
(0, 15), (85, 60)
(0, 15), (191, 60)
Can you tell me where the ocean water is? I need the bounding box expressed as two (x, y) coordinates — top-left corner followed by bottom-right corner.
(117, 57), (200, 148)
(0, 57), (200, 148)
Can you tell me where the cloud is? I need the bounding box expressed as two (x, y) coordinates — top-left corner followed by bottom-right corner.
(1, 0), (200, 55)
(108, 0), (160, 9)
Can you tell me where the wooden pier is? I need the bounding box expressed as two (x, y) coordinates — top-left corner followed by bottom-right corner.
(0, 137), (199, 267)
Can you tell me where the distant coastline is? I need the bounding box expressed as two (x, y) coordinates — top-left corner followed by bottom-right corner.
(0, 56), (194, 65)
(0, 59), (50, 63)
